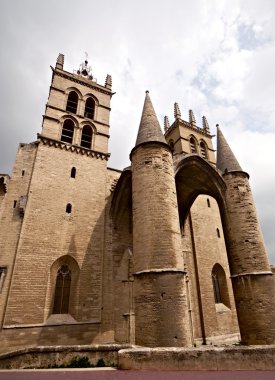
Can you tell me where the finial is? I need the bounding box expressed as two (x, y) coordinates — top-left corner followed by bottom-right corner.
(56, 53), (64, 70)
(174, 103), (181, 119)
(146, 90), (149, 94)
(105, 74), (112, 90)
(216, 124), (219, 128)
(77, 53), (93, 79)
(164, 116), (170, 132)
(189, 110), (196, 127)
(202, 116), (210, 133)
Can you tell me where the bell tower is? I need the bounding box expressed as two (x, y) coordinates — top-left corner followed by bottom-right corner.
(41, 53), (112, 156)
(1, 54), (115, 347)
(164, 103), (216, 164)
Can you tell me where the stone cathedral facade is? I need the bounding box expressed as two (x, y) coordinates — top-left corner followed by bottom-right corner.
(0, 54), (274, 354)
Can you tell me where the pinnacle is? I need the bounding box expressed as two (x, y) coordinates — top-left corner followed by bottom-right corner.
(216, 125), (242, 173)
(134, 91), (167, 147)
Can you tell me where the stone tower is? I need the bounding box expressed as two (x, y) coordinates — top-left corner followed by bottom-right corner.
(0, 54), (115, 349)
(130, 92), (190, 347)
(216, 127), (275, 344)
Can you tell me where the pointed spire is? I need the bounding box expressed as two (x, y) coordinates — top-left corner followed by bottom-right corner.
(134, 91), (167, 147)
(56, 53), (64, 70)
(202, 116), (210, 133)
(105, 74), (112, 90)
(189, 109), (196, 127)
(174, 103), (181, 119)
(164, 116), (170, 132)
(216, 125), (243, 173)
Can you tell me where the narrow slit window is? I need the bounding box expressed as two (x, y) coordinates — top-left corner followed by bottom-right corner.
(80, 125), (92, 149)
(207, 198), (211, 208)
(21, 170), (25, 177)
(216, 228), (220, 238)
(84, 97), (95, 119)
(66, 203), (72, 214)
(13, 200), (17, 208)
(66, 91), (78, 114)
(61, 119), (74, 144)
(71, 167), (76, 178)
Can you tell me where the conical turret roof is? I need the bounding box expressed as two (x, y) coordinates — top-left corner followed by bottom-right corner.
(135, 91), (167, 147)
(216, 126), (242, 173)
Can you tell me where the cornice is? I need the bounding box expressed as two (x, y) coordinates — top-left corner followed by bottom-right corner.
(37, 134), (110, 161)
(53, 69), (113, 96)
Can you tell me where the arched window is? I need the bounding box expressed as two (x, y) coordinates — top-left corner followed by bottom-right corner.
(53, 265), (71, 314)
(200, 141), (208, 159)
(61, 119), (74, 144)
(81, 125), (93, 149)
(84, 97), (95, 119)
(71, 167), (76, 178)
(66, 91), (78, 114)
(211, 264), (230, 307)
(190, 137), (197, 153)
(66, 203), (72, 214)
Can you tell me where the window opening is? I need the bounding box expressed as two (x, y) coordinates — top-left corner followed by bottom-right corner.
(216, 228), (220, 238)
(53, 265), (71, 314)
(200, 141), (208, 159)
(211, 264), (230, 307)
(66, 203), (72, 214)
(84, 97), (95, 119)
(0, 267), (7, 292)
(71, 167), (76, 178)
(207, 198), (210, 208)
(21, 170), (25, 177)
(212, 273), (221, 303)
(66, 91), (78, 114)
(61, 119), (74, 144)
(80, 125), (92, 149)
(190, 137), (197, 153)
(169, 140), (175, 152)
(13, 200), (17, 208)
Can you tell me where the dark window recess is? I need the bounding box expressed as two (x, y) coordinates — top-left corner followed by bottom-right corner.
(217, 228), (220, 238)
(169, 140), (175, 152)
(207, 198), (211, 208)
(66, 203), (72, 214)
(21, 170), (25, 177)
(212, 272), (221, 303)
(0, 266), (7, 291)
(84, 97), (95, 119)
(13, 200), (17, 208)
(66, 91), (78, 114)
(80, 125), (92, 149)
(71, 167), (76, 178)
(61, 120), (74, 144)
(53, 265), (71, 314)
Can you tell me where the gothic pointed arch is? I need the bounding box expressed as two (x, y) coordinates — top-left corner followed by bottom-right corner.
(49, 255), (80, 318)
(175, 155), (227, 226)
(211, 263), (230, 308)
(189, 135), (198, 153)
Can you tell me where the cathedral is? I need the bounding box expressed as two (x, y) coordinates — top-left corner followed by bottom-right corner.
(0, 53), (274, 354)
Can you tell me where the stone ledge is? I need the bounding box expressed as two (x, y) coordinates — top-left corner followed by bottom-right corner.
(118, 345), (275, 371)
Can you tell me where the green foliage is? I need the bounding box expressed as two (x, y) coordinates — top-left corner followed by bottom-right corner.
(46, 356), (108, 368)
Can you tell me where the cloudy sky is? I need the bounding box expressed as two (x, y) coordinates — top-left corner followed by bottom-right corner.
(0, 0), (274, 263)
